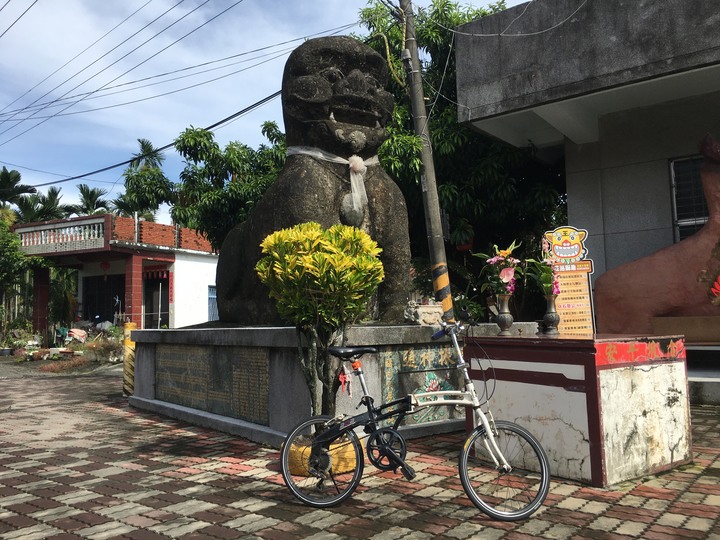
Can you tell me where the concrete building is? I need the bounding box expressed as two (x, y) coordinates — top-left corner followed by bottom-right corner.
(14, 214), (218, 333)
(455, 0), (720, 278)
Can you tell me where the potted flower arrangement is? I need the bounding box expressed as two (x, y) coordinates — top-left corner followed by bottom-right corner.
(527, 258), (561, 335)
(474, 241), (521, 335)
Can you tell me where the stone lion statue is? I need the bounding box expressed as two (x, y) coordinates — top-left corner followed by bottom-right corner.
(215, 36), (411, 325)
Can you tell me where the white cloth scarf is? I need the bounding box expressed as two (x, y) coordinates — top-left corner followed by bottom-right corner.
(286, 146), (379, 213)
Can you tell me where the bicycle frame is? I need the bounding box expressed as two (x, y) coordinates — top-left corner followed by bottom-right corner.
(317, 321), (512, 473)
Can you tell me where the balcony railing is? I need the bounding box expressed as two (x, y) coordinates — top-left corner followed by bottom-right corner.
(13, 214), (214, 256)
(16, 215), (108, 255)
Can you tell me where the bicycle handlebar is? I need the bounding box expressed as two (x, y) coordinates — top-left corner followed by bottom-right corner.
(431, 328), (446, 341)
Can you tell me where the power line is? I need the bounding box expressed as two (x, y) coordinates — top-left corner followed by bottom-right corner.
(0, 160), (67, 177)
(0, 0), (189, 130)
(429, 0), (588, 38)
(0, 0), (39, 40)
(0, 21), (357, 119)
(0, 0), (204, 139)
(0, 0), (247, 147)
(0, 0), (13, 15)
(0, 0), (156, 116)
(4, 20), (359, 182)
(29, 90), (282, 188)
(2, 47), (294, 121)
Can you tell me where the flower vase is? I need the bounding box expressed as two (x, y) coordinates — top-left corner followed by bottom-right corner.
(542, 294), (560, 335)
(496, 294), (513, 336)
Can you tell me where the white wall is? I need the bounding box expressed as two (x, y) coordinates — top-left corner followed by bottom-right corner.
(171, 252), (218, 328)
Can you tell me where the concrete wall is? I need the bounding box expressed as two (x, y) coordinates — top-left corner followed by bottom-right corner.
(171, 252), (218, 328)
(130, 325), (461, 447)
(566, 91), (720, 276)
(456, 0), (720, 122)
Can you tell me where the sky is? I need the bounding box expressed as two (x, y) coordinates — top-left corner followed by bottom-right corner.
(0, 0), (524, 223)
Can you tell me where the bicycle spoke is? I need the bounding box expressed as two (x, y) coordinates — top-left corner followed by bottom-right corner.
(460, 421), (550, 521)
(281, 416), (364, 507)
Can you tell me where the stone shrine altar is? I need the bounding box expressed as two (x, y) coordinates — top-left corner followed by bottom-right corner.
(465, 333), (691, 487)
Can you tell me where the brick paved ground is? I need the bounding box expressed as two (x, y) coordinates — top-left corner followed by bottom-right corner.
(0, 362), (718, 539)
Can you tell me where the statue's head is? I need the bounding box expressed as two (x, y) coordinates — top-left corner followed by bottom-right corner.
(282, 36), (394, 157)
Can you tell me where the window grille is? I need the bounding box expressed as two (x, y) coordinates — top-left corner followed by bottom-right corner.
(671, 156), (707, 242)
(208, 285), (219, 321)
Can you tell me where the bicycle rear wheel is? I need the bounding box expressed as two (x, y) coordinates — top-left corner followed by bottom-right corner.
(280, 416), (364, 507)
(459, 420), (550, 521)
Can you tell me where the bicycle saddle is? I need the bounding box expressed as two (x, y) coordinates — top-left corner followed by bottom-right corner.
(328, 346), (378, 359)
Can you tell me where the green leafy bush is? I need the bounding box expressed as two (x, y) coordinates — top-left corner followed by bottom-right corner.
(256, 222), (384, 415)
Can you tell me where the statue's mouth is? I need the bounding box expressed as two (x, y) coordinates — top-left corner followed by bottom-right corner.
(327, 93), (390, 129)
(329, 106), (382, 129)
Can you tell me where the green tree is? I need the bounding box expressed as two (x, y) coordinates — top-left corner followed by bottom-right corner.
(108, 193), (156, 222)
(49, 268), (78, 328)
(69, 184), (110, 216)
(121, 123), (285, 250)
(120, 138), (172, 218)
(359, 0), (565, 260)
(0, 166), (36, 207)
(14, 187), (73, 223)
(0, 218), (31, 343)
(171, 122), (286, 250)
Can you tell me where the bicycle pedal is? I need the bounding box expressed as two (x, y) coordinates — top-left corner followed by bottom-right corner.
(400, 465), (416, 481)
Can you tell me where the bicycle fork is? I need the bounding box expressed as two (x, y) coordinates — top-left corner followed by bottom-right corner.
(452, 331), (513, 475)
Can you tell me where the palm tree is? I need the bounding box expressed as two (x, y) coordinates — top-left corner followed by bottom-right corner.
(0, 167), (36, 206)
(109, 193), (156, 222)
(15, 187), (73, 223)
(69, 184), (109, 216)
(131, 138), (165, 170)
(120, 138), (172, 216)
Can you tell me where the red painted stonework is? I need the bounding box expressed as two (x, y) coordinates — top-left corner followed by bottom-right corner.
(125, 255), (144, 326)
(113, 216), (135, 242)
(179, 228), (212, 252)
(139, 221), (176, 247)
(32, 267), (50, 332)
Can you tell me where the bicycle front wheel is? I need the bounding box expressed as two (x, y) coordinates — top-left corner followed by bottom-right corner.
(280, 416), (364, 508)
(459, 420), (550, 521)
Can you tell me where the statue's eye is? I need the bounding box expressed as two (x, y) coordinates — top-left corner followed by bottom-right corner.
(319, 67), (344, 83)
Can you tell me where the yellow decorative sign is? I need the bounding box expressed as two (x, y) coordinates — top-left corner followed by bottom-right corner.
(543, 226), (595, 336)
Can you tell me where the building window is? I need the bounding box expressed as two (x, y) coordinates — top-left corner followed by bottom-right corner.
(671, 156), (707, 242)
(208, 285), (219, 321)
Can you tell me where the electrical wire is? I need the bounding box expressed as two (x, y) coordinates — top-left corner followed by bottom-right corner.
(0, 22), (357, 119)
(0, 0), (245, 146)
(0, 0), (215, 142)
(4, 19), (358, 182)
(422, 32), (454, 134)
(431, 0), (588, 38)
(0, 0), (156, 116)
(0, 0), (246, 147)
(0, 0), (187, 129)
(29, 90), (282, 188)
(0, 0), (39, 40)
(3, 48), (294, 121)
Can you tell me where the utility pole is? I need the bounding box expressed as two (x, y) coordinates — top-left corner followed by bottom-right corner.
(399, 0), (454, 321)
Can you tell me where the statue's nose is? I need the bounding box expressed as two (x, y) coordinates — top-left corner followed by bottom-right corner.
(337, 69), (369, 94)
